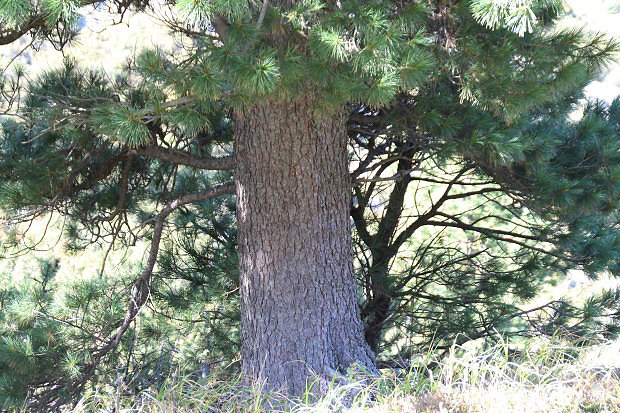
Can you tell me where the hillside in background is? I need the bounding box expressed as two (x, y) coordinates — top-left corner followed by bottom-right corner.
(0, 3), (172, 77)
(565, 0), (620, 102)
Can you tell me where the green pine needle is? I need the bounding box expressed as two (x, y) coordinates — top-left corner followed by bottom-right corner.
(91, 106), (151, 148)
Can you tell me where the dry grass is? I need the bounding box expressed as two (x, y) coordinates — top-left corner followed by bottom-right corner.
(64, 337), (620, 413)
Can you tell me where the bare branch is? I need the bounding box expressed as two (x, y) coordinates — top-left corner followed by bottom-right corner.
(136, 145), (234, 170)
(255, 0), (269, 31)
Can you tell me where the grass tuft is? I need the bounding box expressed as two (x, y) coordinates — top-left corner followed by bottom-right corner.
(63, 337), (620, 412)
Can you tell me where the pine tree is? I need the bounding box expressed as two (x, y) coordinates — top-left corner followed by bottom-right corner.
(1, 0), (619, 405)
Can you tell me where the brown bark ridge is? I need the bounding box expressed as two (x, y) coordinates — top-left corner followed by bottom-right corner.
(235, 96), (376, 394)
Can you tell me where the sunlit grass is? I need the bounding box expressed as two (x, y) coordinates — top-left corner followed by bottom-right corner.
(65, 336), (620, 413)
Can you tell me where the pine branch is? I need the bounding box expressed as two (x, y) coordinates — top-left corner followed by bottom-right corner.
(0, 0), (101, 46)
(135, 146), (234, 170)
(79, 182), (236, 396)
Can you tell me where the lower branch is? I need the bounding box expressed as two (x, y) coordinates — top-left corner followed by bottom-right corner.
(76, 182), (235, 399)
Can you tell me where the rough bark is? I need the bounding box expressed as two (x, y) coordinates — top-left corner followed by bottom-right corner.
(235, 96), (375, 394)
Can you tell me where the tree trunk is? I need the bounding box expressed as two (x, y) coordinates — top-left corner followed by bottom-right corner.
(234, 96), (375, 394)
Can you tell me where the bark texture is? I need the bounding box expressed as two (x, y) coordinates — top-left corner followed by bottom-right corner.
(235, 96), (375, 393)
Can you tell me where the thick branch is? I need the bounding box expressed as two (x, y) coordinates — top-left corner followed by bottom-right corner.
(351, 203), (374, 247)
(136, 146), (234, 170)
(0, 16), (46, 45)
